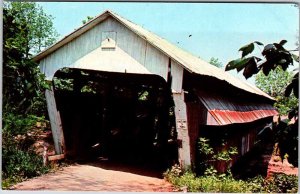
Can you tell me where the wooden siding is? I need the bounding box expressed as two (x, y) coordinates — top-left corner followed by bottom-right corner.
(45, 88), (65, 154)
(40, 16), (169, 81)
(201, 124), (262, 173)
(171, 60), (183, 93)
(144, 43), (169, 80)
(173, 92), (191, 167)
(186, 102), (202, 167)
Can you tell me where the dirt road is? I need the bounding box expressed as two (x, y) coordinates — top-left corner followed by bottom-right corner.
(11, 161), (174, 192)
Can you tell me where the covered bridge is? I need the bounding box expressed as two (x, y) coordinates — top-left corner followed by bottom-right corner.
(33, 10), (278, 169)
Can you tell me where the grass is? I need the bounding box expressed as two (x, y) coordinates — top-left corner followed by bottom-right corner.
(164, 165), (298, 193)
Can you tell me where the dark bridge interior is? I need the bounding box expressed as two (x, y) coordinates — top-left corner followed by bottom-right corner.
(53, 68), (178, 172)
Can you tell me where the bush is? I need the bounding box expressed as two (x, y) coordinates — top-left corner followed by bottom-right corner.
(2, 113), (51, 189)
(3, 113), (46, 135)
(165, 170), (251, 192)
(164, 165), (298, 193)
(263, 173), (298, 193)
(2, 147), (49, 179)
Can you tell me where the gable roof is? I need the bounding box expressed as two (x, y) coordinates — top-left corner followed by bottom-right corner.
(33, 10), (273, 101)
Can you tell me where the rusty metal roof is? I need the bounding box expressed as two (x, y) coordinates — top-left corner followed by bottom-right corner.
(196, 90), (278, 126)
(33, 10), (273, 100)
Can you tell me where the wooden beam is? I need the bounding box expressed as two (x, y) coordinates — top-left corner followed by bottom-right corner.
(45, 86), (66, 155)
(173, 92), (191, 168)
(48, 154), (65, 161)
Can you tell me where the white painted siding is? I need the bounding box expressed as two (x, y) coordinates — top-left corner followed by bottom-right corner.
(41, 17), (170, 81)
(45, 88), (65, 154)
(171, 60), (183, 93)
(144, 43), (169, 80)
(173, 92), (191, 167)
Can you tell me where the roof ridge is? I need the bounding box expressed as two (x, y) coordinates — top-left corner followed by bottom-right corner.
(33, 10), (274, 101)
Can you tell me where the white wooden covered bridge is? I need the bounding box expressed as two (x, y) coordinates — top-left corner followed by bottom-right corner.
(33, 10), (277, 169)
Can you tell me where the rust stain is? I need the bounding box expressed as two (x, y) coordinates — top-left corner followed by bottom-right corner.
(209, 109), (278, 125)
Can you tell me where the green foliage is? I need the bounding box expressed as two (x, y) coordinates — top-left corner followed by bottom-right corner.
(226, 40), (296, 79)
(255, 66), (298, 115)
(2, 113), (51, 189)
(3, 3), (57, 188)
(3, 2), (57, 116)
(198, 137), (238, 174)
(213, 146), (238, 162)
(164, 169), (252, 192)
(53, 77), (74, 91)
(198, 137), (214, 155)
(163, 164), (183, 180)
(226, 40), (298, 167)
(82, 16), (94, 24)
(3, 113), (46, 135)
(138, 91), (149, 101)
(164, 166), (298, 193)
(2, 147), (49, 184)
(4, 2), (58, 55)
(263, 173), (298, 193)
(209, 57), (223, 68)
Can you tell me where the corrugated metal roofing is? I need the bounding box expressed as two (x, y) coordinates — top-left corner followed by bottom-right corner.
(33, 10), (273, 100)
(208, 110), (278, 125)
(196, 90), (278, 125)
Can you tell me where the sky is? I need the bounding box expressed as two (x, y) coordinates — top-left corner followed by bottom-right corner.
(38, 2), (299, 82)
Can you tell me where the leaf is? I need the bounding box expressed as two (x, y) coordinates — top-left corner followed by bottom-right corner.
(279, 40), (287, 46)
(273, 43), (285, 51)
(225, 58), (250, 71)
(254, 41), (264, 46)
(243, 57), (259, 79)
(239, 43), (255, 58)
(262, 44), (276, 56)
(261, 60), (273, 76)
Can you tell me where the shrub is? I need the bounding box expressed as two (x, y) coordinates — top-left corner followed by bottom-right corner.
(263, 173), (298, 193)
(197, 137), (238, 175)
(164, 169), (252, 192)
(2, 113), (51, 189)
(164, 165), (298, 193)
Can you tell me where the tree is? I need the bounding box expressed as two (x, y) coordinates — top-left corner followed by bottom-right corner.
(225, 40), (298, 166)
(209, 57), (223, 68)
(3, 2), (58, 115)
(3, 2), (59, 187)
(4, 2), (58, 56)
(82, 16), (94, 25)
(255, 67), (298, 115)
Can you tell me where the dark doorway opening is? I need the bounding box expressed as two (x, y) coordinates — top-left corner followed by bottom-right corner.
(52, 68), (178, 173)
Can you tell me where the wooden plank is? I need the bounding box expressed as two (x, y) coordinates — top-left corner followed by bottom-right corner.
(186, 102), (202, 167)
(45, 87), (65, 155)
(171, 60), (183, 93)
(144, 43), (169, 80)
(173, 92), (191, 168)
(48, 154), (65, 161)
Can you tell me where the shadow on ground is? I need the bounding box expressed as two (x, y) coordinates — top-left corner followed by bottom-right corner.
(83, 157), (167, 178)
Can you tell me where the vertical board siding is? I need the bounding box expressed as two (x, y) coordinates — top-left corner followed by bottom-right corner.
(45, 88), (65, 154)
(42, 18), (110, 79)
(41, 17), (169, 81)
(144, 44), (169, 80)
(106, 17), (147, 66)
(173, 93), (191, 167)
(186, 102), (202, 166)
(171, 60), (183, 92)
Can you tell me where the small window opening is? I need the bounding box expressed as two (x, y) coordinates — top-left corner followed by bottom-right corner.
(101, 31), (116, 51)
